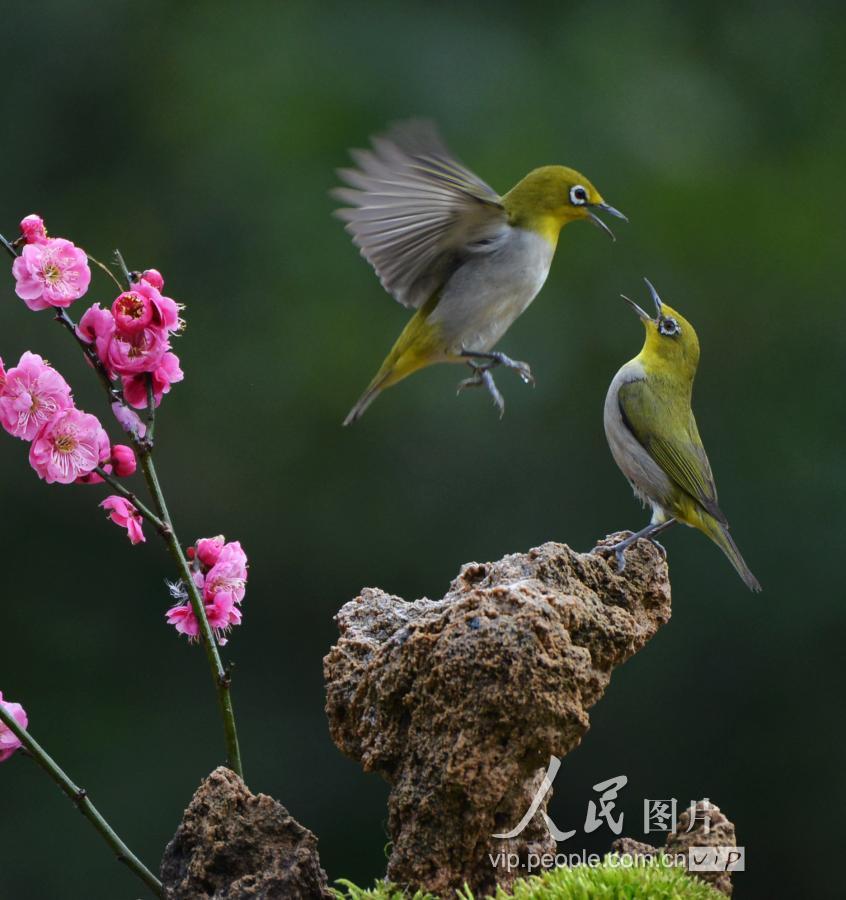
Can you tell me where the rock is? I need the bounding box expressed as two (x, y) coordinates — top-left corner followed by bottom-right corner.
(160, 766), (331, 899)
(324, 536), (671, 895)
(611, 799), (738, 896)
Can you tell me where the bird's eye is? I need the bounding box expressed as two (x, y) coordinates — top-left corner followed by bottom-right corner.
(569, 185), (588, 206)
(659, 317), (681, 336)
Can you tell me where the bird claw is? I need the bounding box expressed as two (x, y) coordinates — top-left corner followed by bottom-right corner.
(493, 352), (534, 386)
(591, 542), (629, 573)
(457, 367), (505, 417)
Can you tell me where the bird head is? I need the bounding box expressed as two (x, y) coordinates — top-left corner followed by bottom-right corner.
(502, 165), (627, 245)
(623, 278), (700, 378)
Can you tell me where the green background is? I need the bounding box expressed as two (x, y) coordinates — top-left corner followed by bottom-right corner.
(1, 2), (843, 898)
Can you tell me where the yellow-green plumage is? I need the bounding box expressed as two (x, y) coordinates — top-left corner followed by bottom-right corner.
(336, 121), (625, 424)
(603, 281), (761, 592)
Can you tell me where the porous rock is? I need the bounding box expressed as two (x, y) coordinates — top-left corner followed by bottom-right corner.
(612, 799), (738, 896)
(160, 766), (331, 899)
(324, 535), (671, 895)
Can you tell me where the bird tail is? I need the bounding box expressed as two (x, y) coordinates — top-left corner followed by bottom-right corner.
(343, 370), (391, 426)
(705, 518), (762, 592)
(343, 305), (442, 426)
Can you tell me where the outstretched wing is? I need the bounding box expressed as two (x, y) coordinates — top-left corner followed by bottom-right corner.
(618, 378), (727, 524)
(333, 119), (509, 309)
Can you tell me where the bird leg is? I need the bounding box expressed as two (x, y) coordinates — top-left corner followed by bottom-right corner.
(457, 362), (506, 418)
(459, 349), (535, 385)
(592, 518), (677, 573)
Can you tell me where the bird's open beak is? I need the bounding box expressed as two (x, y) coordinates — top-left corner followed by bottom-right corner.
(620, 277), (663, 321)
(587, 202), (628, 242)
(620, 293), (652, 321)
(643, 277), (663, 316)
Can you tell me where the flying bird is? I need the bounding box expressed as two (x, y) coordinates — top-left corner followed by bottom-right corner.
(334, 119), (626, 424)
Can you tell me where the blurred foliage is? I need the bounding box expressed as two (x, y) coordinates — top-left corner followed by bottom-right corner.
(0, 1), (843, 898)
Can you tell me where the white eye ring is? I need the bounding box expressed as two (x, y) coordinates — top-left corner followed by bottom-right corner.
(570, 185), (588, 206)
(659, 317), (681, 336)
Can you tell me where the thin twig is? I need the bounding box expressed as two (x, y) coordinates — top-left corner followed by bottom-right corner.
(1, 232), (19, 260)
(54, 309), (125, 405)
(85, 251), (124, 292)
(94, 466), (167, 533)
(146, 374), (156, 445)
(0, 704), (163, 898)
(138, 448), (244, 777)
(114, 249), (133, 288)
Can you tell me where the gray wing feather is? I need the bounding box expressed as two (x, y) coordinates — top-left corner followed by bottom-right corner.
(333, 119), (508, 309)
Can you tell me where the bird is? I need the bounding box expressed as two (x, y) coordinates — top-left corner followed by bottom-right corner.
(597, 278), (761, 591)
(334, 119), (626, 424)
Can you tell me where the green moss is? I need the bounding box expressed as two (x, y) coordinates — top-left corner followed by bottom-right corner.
(332, 857), (723, 900)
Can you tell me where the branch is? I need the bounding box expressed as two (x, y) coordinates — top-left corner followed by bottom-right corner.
(0, 232), (18, 260)
(0, 703), (163, 898)
(93, 466), (167, 534)
(138, 448), (244, 777)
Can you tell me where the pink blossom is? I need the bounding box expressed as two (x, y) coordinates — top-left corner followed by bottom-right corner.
(166, 593), (241, 646)
(105, 325), (167, 377)
(203, 541), (248, 606)
(77, 303), (116, 363)
(140, 268), (164, 290)
(111, 401), (146, 438)
(0, 352), (73, 441)
(29, 407), (108, 484)
(73, 427), (111, 485)
(100, 496), (145, 544)
(196, 536), (225, 568)
(0, 691), (28, 763)
(0, 357), (6, 390)
(112, 288), (155, 335)
(110, 444), (136, 477)
(20, 214), (47, 245)
(122, 352), (184, 408)
(12, 237), (91, 310)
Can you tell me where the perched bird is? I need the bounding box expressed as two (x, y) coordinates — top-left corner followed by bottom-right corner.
(334, 120), (626, 424)
(598, 279), (761, 591)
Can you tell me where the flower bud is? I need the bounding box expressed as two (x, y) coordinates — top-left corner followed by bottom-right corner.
(140, 268), (164, 290)
(19, 214), (47, 244)
(111, 444), (137, 477)
(196, 536), (225, 568)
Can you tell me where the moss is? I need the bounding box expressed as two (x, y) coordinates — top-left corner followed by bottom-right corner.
(332, 857), (724, 900)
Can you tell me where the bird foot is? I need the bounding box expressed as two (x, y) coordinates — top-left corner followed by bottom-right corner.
(493, 352), (535, 386)
(457, 367), (505, 418)
(591, 530), (669, 574)
(460, 349), (535, 386)
(591, 541), (630, 573)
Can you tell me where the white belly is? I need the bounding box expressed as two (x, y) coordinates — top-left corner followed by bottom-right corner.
(428, 228), (554, 354)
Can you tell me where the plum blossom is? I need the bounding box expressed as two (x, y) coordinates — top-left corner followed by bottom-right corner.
(140, 268), (164, 290)
(122, 352), (184, 408)
(105, 325), (168, 377)
(12, 238), (91, 310)
(167, 538), (247, 645)
(110, 444), (136, 477)
(77, 303), (116, 362)
(19, 214), (47, 245)
(74, 266), (184, 410)
(112, 288), (155, 335)
(195, 536), (225, 568)
(111, 401), (146, 439)
(203, 541), (248, 606)
(166, 591), (241, 646)
(29, 407), (108, 484)
(0, 352), (72, 440)
(100, 496), (145, 544)
(0, 692), (28, 763)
